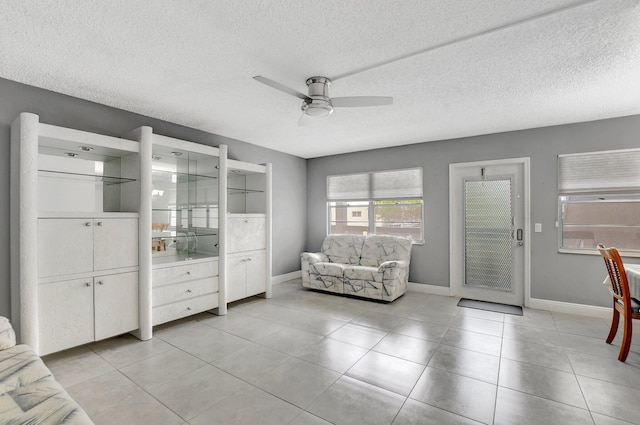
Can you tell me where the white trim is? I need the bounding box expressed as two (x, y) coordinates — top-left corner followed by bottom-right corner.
(227, 158), (268, 174)
(449, 157), (531, 307)
(152, 133), (220, 156)
(272, 270), (302, 285)
(407, 282), (451, 296)
(528, 298), (611, 319)
(558, 147), (640, 158)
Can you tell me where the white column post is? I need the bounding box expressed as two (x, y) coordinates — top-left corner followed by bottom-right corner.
(11, 113), (40, 352)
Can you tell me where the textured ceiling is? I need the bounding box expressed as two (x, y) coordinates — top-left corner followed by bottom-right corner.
(1, 0), (639, 158)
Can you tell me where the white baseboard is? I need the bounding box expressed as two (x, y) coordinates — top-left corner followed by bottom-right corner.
(272, 270), (302, 285)
(528, 298), (611, 319)
(407, 282), (451, 296)
(271, 272), (611, 319)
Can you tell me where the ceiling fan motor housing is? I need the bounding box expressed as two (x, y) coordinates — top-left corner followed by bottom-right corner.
(301, 76), (334, 116)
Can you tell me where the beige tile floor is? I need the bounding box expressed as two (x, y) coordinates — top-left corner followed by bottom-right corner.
(42, 279), (640, 425)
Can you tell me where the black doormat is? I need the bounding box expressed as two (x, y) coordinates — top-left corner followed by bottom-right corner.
(457, 298), (523, 316)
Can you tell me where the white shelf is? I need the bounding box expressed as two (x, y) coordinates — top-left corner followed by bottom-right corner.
(39, 211), (140, 219)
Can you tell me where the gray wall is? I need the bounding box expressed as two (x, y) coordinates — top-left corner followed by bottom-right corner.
(307, 115), (640, 307)
(0, 77), (307, 318)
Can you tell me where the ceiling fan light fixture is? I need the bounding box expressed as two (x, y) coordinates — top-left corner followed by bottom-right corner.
(301, 98), (333, 117)
(253, 75), (392, 120)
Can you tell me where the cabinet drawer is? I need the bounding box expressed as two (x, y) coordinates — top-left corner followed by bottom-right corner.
(152, 260), (218, 286)
(153, 277), (218, 307)
(152, 293), (218, 326)
(227, 216), (265, 253)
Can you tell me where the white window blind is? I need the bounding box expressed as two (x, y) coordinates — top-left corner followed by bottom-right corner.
(327, 168), (423, 200)
(558, 149), (640, 194)
(372, 168), (423, 199)
(326, 173), (369, 200)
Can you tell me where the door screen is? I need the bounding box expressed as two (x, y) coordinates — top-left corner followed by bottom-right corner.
(464, 177), (513, 291)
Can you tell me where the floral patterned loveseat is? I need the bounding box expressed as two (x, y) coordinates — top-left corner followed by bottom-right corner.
(301, 234), (412, 302)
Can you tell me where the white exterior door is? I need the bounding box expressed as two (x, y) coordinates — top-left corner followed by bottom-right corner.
(450, 158), (530, 306)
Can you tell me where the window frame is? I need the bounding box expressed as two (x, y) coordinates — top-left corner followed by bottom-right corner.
(326, 168), (424, 244)
(557, 148), (640, 257)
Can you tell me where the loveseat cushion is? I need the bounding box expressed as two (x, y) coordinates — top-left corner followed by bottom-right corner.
(305, 262), (345, 293)
(343, 265), (384, 299)
(360, 235), (412, 267)
(322, 235), (365, 265)
(0, 317), (16, 350)
(0, 345), (93, 424)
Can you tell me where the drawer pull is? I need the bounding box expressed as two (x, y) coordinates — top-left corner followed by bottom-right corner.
(244, 220), (249, 223)
(246, 258), (252, 262)
(187, 289), (192, 293)
(187, 307), (192, 311)
(96, 221), (103, 226)
(186, 271), (191, 275)
(85, 282), (91, 287)
(84, 222), (92, 227)
(97, 281), (104, 285)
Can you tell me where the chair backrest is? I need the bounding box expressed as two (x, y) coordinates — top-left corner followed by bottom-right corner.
(598, 243), (632, 311)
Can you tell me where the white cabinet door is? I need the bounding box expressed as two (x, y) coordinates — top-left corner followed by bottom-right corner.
(94, 218), (139, 271)
(38, 278), (94, 355)
(246, 251), (267, 297)
(227, 216), (266, 253)
(227, 255), (247, 303)
(94, 271), (139, 340)
(38, 219), (94, 278)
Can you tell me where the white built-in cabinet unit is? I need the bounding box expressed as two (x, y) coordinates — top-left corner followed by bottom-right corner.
(222, 160), (272, 303)
(10, 113), (149, 355)
(148, 134), (222, 325)
(11, 114), (272, 355)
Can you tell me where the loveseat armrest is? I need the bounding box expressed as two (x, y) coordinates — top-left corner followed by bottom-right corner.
(378, 260), (409, 272)
(301, 252), (329, 264)
(0, 316), (17, 350)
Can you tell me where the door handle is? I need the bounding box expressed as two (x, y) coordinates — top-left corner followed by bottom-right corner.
(516, 229), (523, 241)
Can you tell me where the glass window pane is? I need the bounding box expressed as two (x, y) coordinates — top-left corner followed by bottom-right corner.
(373, 200), (423, 241)
(560, 194), (640, 251)
(329, 202), (370, 236)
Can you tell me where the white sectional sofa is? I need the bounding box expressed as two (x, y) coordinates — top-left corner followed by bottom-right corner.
(0, 317), (94, 424)
(301, 234), (412, 302)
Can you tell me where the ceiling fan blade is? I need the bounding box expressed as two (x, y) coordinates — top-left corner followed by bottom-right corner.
(253, 76), (309, 100)
(332, 96), (393, 108)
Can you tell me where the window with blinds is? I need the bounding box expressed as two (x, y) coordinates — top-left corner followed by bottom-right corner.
(558, 149), (640, 255)
(327, 168), (424, 242)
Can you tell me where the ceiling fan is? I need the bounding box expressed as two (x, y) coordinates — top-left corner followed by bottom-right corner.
(253, 75), (393, 118)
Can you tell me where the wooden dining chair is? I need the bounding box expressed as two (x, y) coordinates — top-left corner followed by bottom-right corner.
(597, 243), (640, 362)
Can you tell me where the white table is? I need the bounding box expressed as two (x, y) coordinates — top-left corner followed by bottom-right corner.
(603, 264), (640, 298)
